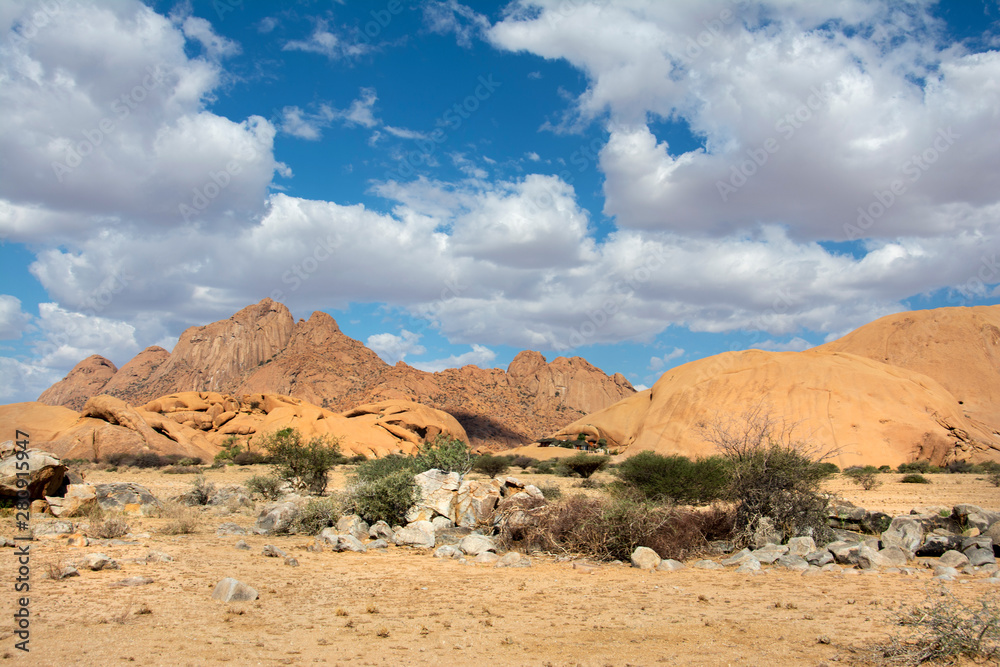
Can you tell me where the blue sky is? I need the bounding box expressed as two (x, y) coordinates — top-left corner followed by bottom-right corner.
(1, 0), (999, 402)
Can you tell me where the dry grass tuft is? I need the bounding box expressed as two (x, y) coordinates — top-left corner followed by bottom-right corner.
(90, 515), (130, 539)
(154, 502), (200, 535)
(863, 590), (1000, 665)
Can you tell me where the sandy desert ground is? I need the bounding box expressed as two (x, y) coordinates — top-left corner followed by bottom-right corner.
(2, 468), (998, 666)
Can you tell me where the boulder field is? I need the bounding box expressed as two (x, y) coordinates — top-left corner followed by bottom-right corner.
(0, 392), (467, 461)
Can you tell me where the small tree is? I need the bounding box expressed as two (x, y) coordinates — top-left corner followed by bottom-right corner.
(343, 469), (420, 526)
(845, 465), (882, 490)
(700, 402), (838, 545)
(259, 428), (343, 495)
(245, 474), (283, 500)
(473, 454), (510, 478)
(560, 453), (610, 479)
(214, 436), (243, 465)
(417, 434), (474, 474)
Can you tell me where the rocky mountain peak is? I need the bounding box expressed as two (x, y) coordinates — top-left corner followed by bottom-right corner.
(38, 355), (118, 411)
(35, 298), (636, 447)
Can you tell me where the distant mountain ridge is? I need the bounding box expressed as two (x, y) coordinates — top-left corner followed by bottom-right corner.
(37, 298), (636, 447)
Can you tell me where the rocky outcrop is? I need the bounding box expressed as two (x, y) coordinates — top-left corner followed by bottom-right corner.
(211, 578), (258, 602)
(38, 355), (118, 411)
(540, 345), (998, 467)
(0, 396), (217, 462)
(507, 350), (635, 416)
(405, 471), (543, 528)
(0, 445), (66, 500)
(819, 304), (1000, 461)
(1, 391), (467, 461)
(146, 392), (467, 457)
(141, 299), (296, 398)
(100, 346), (170, 398)
(36, 298), (635, 448)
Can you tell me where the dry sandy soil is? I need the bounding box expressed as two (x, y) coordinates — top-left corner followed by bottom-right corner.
(2, 468), (999, 666)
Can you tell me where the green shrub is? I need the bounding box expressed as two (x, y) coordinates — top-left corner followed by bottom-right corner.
(472, 454), (510, 478)
(343, 469), (419, 526)
(532, 459), (557, 475)
(63, 458), (93, 467)
(877, 464), (892, 472)
(980, 461), (1000, 474)
(417, 435), (474, 474)
(613, 451), (728, 504)
(701, 405), (835, 546)
(900, 473), (930, 484)
(103, 452), (133, 467)
(233, 450), (267, 466)
(293, 497), (341, 534)
(163, 465), (201, 474)
(187, 476), (216, 505)
(346, 454), (368, 465)
(812, 461), (840, 477)
(259, 428), (343, 495)
(214, 437), (243, 465)
(898, 460), (932, 473)
(131, 452), (167, 468)
(990, 471), (1000, 488)
(175, 457), (202, 467)
(844, 465), (882, 490)
(510, 456), (537, 470)
(355, 454), (423, 482)
(537, 483), (562, 500)
(246, 474), (283, 500)
(947, 459), (984, 474)
(559, 453), (610, 479)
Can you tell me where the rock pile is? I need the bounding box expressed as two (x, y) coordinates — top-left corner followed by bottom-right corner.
(635, 503), (1000, 580)
(406, 471), (545, 528)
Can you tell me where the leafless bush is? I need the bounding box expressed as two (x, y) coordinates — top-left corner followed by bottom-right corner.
(90, 516), (130, 539)
(496, 493), (733, 562)
(699, 402), (839, 546)
(154, 502), (199, 535)
(866, 590), (1000, 665)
